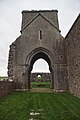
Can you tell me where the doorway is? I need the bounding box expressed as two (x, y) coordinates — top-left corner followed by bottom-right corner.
(27, 51), (54, 89)
(31, 58), (51, 88)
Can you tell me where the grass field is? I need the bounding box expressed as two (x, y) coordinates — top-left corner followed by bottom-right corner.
(0, 76), (8, 80)
(31, 82), (51, 88)
(0, 92), (80, 120)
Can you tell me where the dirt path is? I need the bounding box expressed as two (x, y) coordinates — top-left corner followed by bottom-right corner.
(30, 88), (54, 92)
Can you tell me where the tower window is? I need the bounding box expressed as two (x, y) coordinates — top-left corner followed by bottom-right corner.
(39, 30), (42, 40)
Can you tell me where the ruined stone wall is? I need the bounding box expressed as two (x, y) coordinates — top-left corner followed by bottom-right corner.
(8, 42), (15, 79)
(31, 73), (51, 82)
(65, 14), (80, 96)
(8, 10), (68, 91)
(0, 80), (14, 98)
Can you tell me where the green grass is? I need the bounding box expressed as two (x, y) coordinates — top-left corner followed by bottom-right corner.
(0, 92), (80, 120)
(31, 82), (51, 88)
(0, 76), (8, 80)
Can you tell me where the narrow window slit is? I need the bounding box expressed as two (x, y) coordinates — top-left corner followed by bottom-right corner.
(39, 30), (42, 40)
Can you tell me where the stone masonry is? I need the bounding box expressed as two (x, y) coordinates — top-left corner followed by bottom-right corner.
(8, 10), (80, 96)
(0, 80), (14, 98)
(65, 14), (80, 96)
(31, 73), (51, 82)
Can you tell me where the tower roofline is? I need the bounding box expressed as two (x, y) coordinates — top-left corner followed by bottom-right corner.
(20, 13), (61, 33)
(22, 9), (58, 13)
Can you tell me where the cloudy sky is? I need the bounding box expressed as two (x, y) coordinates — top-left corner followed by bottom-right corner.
(0, 0), (80, 76)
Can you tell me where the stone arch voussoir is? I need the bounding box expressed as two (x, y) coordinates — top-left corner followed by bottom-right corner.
(25, 47), (54, 68)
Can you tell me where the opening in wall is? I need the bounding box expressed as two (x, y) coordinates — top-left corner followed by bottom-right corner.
(31, 58), (51, 88)
(39, 30), (42, 40)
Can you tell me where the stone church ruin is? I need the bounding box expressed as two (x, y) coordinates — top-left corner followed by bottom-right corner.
(8, 10), (80, 96)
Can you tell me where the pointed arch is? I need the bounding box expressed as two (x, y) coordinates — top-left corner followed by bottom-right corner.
(25, 47), (54, 89)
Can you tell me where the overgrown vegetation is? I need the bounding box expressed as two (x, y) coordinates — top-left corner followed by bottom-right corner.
(0, 92), (80, 120)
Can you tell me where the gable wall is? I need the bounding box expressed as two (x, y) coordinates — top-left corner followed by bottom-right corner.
(18, 15), (64, 66)
(65, 15), (80, 96)
(8, 10), (68, 91)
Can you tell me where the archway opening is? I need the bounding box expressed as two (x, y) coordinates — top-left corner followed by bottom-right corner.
(31, 58), (50, 73)
(31, 58), (51, 88)
(28, 52), (54, 89)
